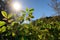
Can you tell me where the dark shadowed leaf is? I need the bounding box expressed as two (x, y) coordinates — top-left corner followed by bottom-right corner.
(29, 8), (34, 12)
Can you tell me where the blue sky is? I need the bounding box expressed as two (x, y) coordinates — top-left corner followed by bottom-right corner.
(17, 0), (56, 20)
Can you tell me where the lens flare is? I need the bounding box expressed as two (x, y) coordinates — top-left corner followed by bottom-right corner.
(12, 2), (22, 11)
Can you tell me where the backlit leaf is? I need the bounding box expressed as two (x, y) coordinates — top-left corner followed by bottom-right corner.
(1, 11), (7, 18)
(1, 26), (6, 32)
(26, 8), (29, 12)
(8, 14), (12, 19)
(0, 21), (6, 27)
(12, 32), (16, 37)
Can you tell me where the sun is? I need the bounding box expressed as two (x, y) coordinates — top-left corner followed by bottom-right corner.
(11, 1), (22, 11)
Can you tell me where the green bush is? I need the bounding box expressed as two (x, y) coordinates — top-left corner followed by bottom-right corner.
(0, 8), (60, 40)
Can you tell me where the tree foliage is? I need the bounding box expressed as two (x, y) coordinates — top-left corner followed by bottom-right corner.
(0, 0), (11, 20)
(0, 8), (34, 40)
(0, 9), (60, 40)
(0, 0), (60, 40)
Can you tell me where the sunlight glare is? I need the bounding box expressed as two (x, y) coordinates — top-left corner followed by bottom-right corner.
(12, 2), (22, 11)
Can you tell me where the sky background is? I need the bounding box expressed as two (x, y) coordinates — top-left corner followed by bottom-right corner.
(13, 0), (57, 20)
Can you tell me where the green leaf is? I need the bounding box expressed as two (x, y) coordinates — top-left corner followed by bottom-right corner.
(29, 8), (34, 12)
(0, 21), (6, 27)
(8, 19), (13, 23)
(7, 26), (11, 30)
(12, 32), (16, 37)
(21, 37), (24, 40)
(1, 11), (7, 18)
(5, 32), (11, 36)
(0, 28), (2, 32)
(26, 17), (30, 21)
(8, 14), (12, 19)
(11, 22), (16, 26)
(31, 15), (34, 18)
(19, 16), (24, 21)
(58, 26), (60, 30)
(29, 12), (33, 15)
(38, 35), (42, 39)
(26, 8), (29, 12)
(24, 29), (29, 34)
(11, 22), (18, 26)
(22, 14), (26, 17)
(1, 26), (6, 32)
